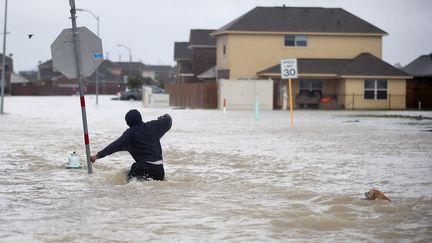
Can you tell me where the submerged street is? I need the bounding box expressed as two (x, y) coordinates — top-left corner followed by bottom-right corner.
(0, 96), (431, 242)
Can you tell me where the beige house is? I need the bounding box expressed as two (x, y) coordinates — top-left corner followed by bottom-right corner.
(212, 6), (410, 109)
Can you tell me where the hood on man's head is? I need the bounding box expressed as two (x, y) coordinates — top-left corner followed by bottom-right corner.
(125, 109), (143, 127)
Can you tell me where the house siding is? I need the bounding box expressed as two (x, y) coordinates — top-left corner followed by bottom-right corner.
(344, 78), (406, 109)
(216, 35), (230, 70)
(219, 33), (382, 79)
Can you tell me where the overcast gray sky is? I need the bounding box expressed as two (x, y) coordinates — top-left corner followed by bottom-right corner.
(2, 0), (431, 72)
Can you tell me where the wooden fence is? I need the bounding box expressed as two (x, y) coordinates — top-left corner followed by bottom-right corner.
(165, 83), (218, 109)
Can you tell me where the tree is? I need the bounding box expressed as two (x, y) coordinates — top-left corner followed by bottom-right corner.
(127, 75), (154, 89)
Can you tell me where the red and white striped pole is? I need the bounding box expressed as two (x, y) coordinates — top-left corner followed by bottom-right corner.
(70, 0), (92, 174)
(223, 98), (227, 114)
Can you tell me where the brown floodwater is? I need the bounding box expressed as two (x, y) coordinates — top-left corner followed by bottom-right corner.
(0, 96), (431, 242)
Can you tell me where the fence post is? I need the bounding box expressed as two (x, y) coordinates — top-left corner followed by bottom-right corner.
(352, 93), (355, 110)
(388, 93), (391, 110)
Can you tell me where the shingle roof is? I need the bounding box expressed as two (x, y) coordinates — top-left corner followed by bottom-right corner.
(197, 66), (216, 79)
(189, 29), (216, 46)
(339, 53), (408, 76)
(143, 65), (173, 72)
(174, 42), (190, 60)
(114, 61), (146, 70)
(214, 6), (387, 35)
(258, 53), (409, 77)
(403, 54), (432, 77)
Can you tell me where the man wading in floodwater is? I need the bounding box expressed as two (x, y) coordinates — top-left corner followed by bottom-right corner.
(90, 109), (172, 181)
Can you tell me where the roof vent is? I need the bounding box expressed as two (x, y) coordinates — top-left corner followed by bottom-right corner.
(282, 4), (286, 8)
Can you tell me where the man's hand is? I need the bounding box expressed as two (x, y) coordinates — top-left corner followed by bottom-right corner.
(90, 155), (98, 163)
(158, 114), (171, 120)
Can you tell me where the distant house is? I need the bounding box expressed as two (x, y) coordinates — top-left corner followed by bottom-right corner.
(0, 53), (14, 94)
(19, 70), (39, 82)
(174, 41), (193, 83)
(173, 29), (216, 83)
(403, 53), (432, 109)
(142, 65), (175, 86)
(211, 6), (410, 109)
(13, 59), (124, 95)
(114, 61), (147, 83)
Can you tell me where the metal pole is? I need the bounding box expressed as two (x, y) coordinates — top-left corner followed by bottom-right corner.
(0, 0), (8, 114)
(117, 44), (132, 80)
(69, 0), (92, 174)
(388, 93), (391, 110)
(129, 52), (132, 77)
(95, 15), (99, 104)
(76, 8), (100, 104)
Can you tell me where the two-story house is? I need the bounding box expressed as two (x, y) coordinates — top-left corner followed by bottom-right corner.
(173, 29), (216, 83)
(212, 6), (410, 109)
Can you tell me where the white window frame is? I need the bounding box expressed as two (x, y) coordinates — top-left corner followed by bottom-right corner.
(284, 35), (308, 47)
(364, 79), (388, 100)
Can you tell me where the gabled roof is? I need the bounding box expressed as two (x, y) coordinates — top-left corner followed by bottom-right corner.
(339, 53), (408, 76)
(197, 66), (216, 79)
(174, 42), (190, 61)
(143, 65), (173, 72)
(403, 53), (432, 77)
(114, 61), (146, 70)
(213, 6), (387, 35)
(258, 53), (409, 78)
(189, 29), (216, 47)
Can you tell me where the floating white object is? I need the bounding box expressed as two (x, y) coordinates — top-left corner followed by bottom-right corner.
(66, 151), (82, 169)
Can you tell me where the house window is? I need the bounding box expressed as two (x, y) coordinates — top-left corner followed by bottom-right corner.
(284, 35), (307, 47)
(364, 79), (387, 100)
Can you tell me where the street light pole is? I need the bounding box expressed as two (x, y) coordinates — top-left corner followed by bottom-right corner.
(76, 8), (100, 104)
(117, 44), (132, 79)
(1, 0), (8, 114)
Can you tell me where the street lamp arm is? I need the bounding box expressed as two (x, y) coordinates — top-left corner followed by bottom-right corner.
(76, 8), (99, 20)
(117, 44), (131, 53)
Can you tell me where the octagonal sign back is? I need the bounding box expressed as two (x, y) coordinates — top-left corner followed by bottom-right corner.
(51, 27), (103, 79)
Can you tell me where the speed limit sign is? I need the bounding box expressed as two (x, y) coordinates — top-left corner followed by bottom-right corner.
(281, 59), (298, 79)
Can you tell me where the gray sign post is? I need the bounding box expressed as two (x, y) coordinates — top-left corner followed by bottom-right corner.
(51, 0), (103, 174)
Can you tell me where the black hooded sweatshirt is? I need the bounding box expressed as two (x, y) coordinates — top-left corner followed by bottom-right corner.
(96, 109), (172, 163)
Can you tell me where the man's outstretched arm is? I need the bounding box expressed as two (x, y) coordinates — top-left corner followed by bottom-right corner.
(90, 130), (131, 163)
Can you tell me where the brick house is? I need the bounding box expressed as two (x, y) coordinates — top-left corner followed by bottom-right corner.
(0, 53), (14, 94)
(12, 59), (124, 95)
(403, 53), (432, 109)
(174, 29), (216, 83)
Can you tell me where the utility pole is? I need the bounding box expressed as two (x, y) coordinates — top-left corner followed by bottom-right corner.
(0, 0), (8, 114)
